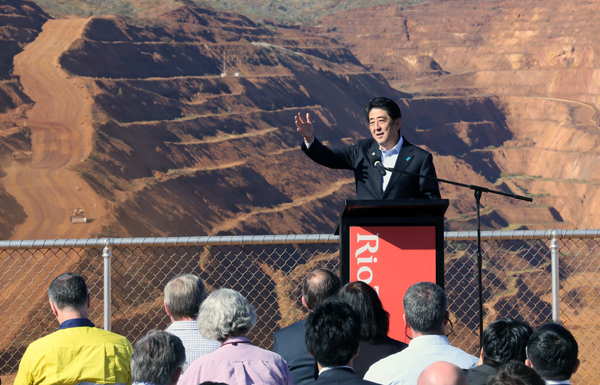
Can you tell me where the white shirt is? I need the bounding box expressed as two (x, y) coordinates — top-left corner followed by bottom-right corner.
(381, 136), (404, 192)
(166, 321), (221, 372)
(364, 335), (478, 385)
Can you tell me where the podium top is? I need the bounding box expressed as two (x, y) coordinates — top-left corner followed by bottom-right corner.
(334, 199), (449, 234)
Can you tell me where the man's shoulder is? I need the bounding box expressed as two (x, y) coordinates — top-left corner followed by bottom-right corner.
(28, 327), (131, 352)
(317, 368), (379, 385)
(275, 319), (306, 336)
(402, 139), (432, 156)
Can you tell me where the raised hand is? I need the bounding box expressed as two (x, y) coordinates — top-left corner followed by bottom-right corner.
(295, 112), (314, 143)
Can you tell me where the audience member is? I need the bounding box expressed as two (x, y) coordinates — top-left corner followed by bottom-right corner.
(131, 330), (185, 385)
(417, 361), (468, 385)
(179, 288), (293, 385)
(465, 318), (533, 385)
(364, 281), (478, 385)
(305, 297), (379, 385)
(273, 268), (342, 385)
(14, 273), (133, 385)
(164, 274), (220, 371)
(525, 323), (579, 384)
(487, 361), (545, 385)
(338, 281), (407, 377)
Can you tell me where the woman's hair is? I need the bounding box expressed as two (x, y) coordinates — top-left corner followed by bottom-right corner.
(337, 281), (389, 340)
(197, 288), (257, 342)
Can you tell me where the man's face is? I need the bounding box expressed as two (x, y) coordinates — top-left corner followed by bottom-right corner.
(368, 108), (401, 151)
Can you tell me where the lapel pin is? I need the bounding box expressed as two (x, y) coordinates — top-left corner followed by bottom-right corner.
(406, 156), (411, 161)
(371, 152), (376, 156)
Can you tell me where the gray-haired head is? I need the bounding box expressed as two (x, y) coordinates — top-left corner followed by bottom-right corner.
(403, 281), (447, 335)
(131, 330), (185, 385)
(48, 273), (89, 310)
(164, 274), (207, 320)
(197, 288), (257, 342)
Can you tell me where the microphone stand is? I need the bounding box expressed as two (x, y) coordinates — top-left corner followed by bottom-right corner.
(378, 164), (532, 347)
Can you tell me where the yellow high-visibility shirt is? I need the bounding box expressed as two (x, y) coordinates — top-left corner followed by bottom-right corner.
(14, 325), (133, 385)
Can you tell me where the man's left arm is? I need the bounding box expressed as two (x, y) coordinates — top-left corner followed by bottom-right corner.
(418, 153), (441, 199)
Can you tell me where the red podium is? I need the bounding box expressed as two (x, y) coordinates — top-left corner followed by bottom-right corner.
(335, 199), (449, 343)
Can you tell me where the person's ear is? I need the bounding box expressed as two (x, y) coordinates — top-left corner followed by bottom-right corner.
(164, 301), (171, 316)
(573, 358), (580, 374)
(395, 118), (402, 130)
(354, 346), (360, 357)
(443, 311), (450, 325)
(302, 296), (308, 309)
(86, 292), (91, 309)
(525, 359), (534, 368)
(168, 367), (183, 385)
(49, 301), (59, 317)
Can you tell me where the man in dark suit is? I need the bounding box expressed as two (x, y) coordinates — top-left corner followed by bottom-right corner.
(273, 268), (342, 385)
(305, 297), (379, 385)
(296, 97), (441, 200)
(465, 318), (533, 385)
(525, 323), (580, 385)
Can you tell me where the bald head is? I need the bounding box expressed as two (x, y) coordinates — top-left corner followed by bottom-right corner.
(417, 361), (468, 385)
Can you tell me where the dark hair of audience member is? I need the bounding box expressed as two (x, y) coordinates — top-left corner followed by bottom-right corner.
(131, 330), (185, 385)
(403, 281), (447, 335)
(364, 97), (402, 122)
(483, 318), (533, 368)
(305, 297), (361, 368)
(48, 273), (88, 309)
(338, 281), (389, 340)
(486, 361), (545, 385)
(302, 268), (342, 310)
(526, 323), (579, 381)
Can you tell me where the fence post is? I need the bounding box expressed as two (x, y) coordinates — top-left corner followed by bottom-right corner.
(103, 239), (112, 331)
(551, 230), (560, 322)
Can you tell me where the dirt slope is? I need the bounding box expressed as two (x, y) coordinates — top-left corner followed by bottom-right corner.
(5, 18), (104, 239)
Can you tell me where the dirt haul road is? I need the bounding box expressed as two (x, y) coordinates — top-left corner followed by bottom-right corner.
(5, 18), (104, 240)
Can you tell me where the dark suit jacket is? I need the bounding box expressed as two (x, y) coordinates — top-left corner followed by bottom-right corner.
(464, 363), (497, 385)
(273, 320), (317, 385)
(353, 335), (408, 378)
(302, 137), (441, 200)
(313, 367), (380, 385)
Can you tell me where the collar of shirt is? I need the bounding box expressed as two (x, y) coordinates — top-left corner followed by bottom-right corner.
(319, 366), (354, 375)
(380, 135), (404, 160)
(408, 334), (451, 347)
(166, 320), (198, 331)
(57, 317), (95, 330)
(221, 336), (252, 347)
(545, 380), (571, 385)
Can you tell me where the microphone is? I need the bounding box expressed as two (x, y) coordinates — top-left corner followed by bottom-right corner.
(373, 160), (387, 176)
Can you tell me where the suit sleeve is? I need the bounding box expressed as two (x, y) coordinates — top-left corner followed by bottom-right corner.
(301, 137), (359, 170)
(419, 152), (442, 199)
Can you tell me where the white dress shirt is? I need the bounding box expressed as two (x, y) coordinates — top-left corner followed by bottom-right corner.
(364, 335), (478, 385)
(380, 136), (404, 192)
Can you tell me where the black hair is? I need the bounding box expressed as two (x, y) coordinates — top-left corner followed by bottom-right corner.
(482, 318), (533, 367)
(305, 297), (361, 368)
(48, 273), (88, 309)
(527, 323), (578, 381)
(364, 97), (402, 123)
(302, 268), (341, 310)
(487, 361), (545, 385)
(338, 281), (389, 340)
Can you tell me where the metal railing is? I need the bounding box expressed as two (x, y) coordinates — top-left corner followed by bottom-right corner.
(0, 230), (598, 384)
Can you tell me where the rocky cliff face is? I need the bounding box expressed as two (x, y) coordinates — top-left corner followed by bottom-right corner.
(59, 7), (412, 237)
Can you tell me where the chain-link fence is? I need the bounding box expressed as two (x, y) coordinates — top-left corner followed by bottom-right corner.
(0, 230), (598, 384)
